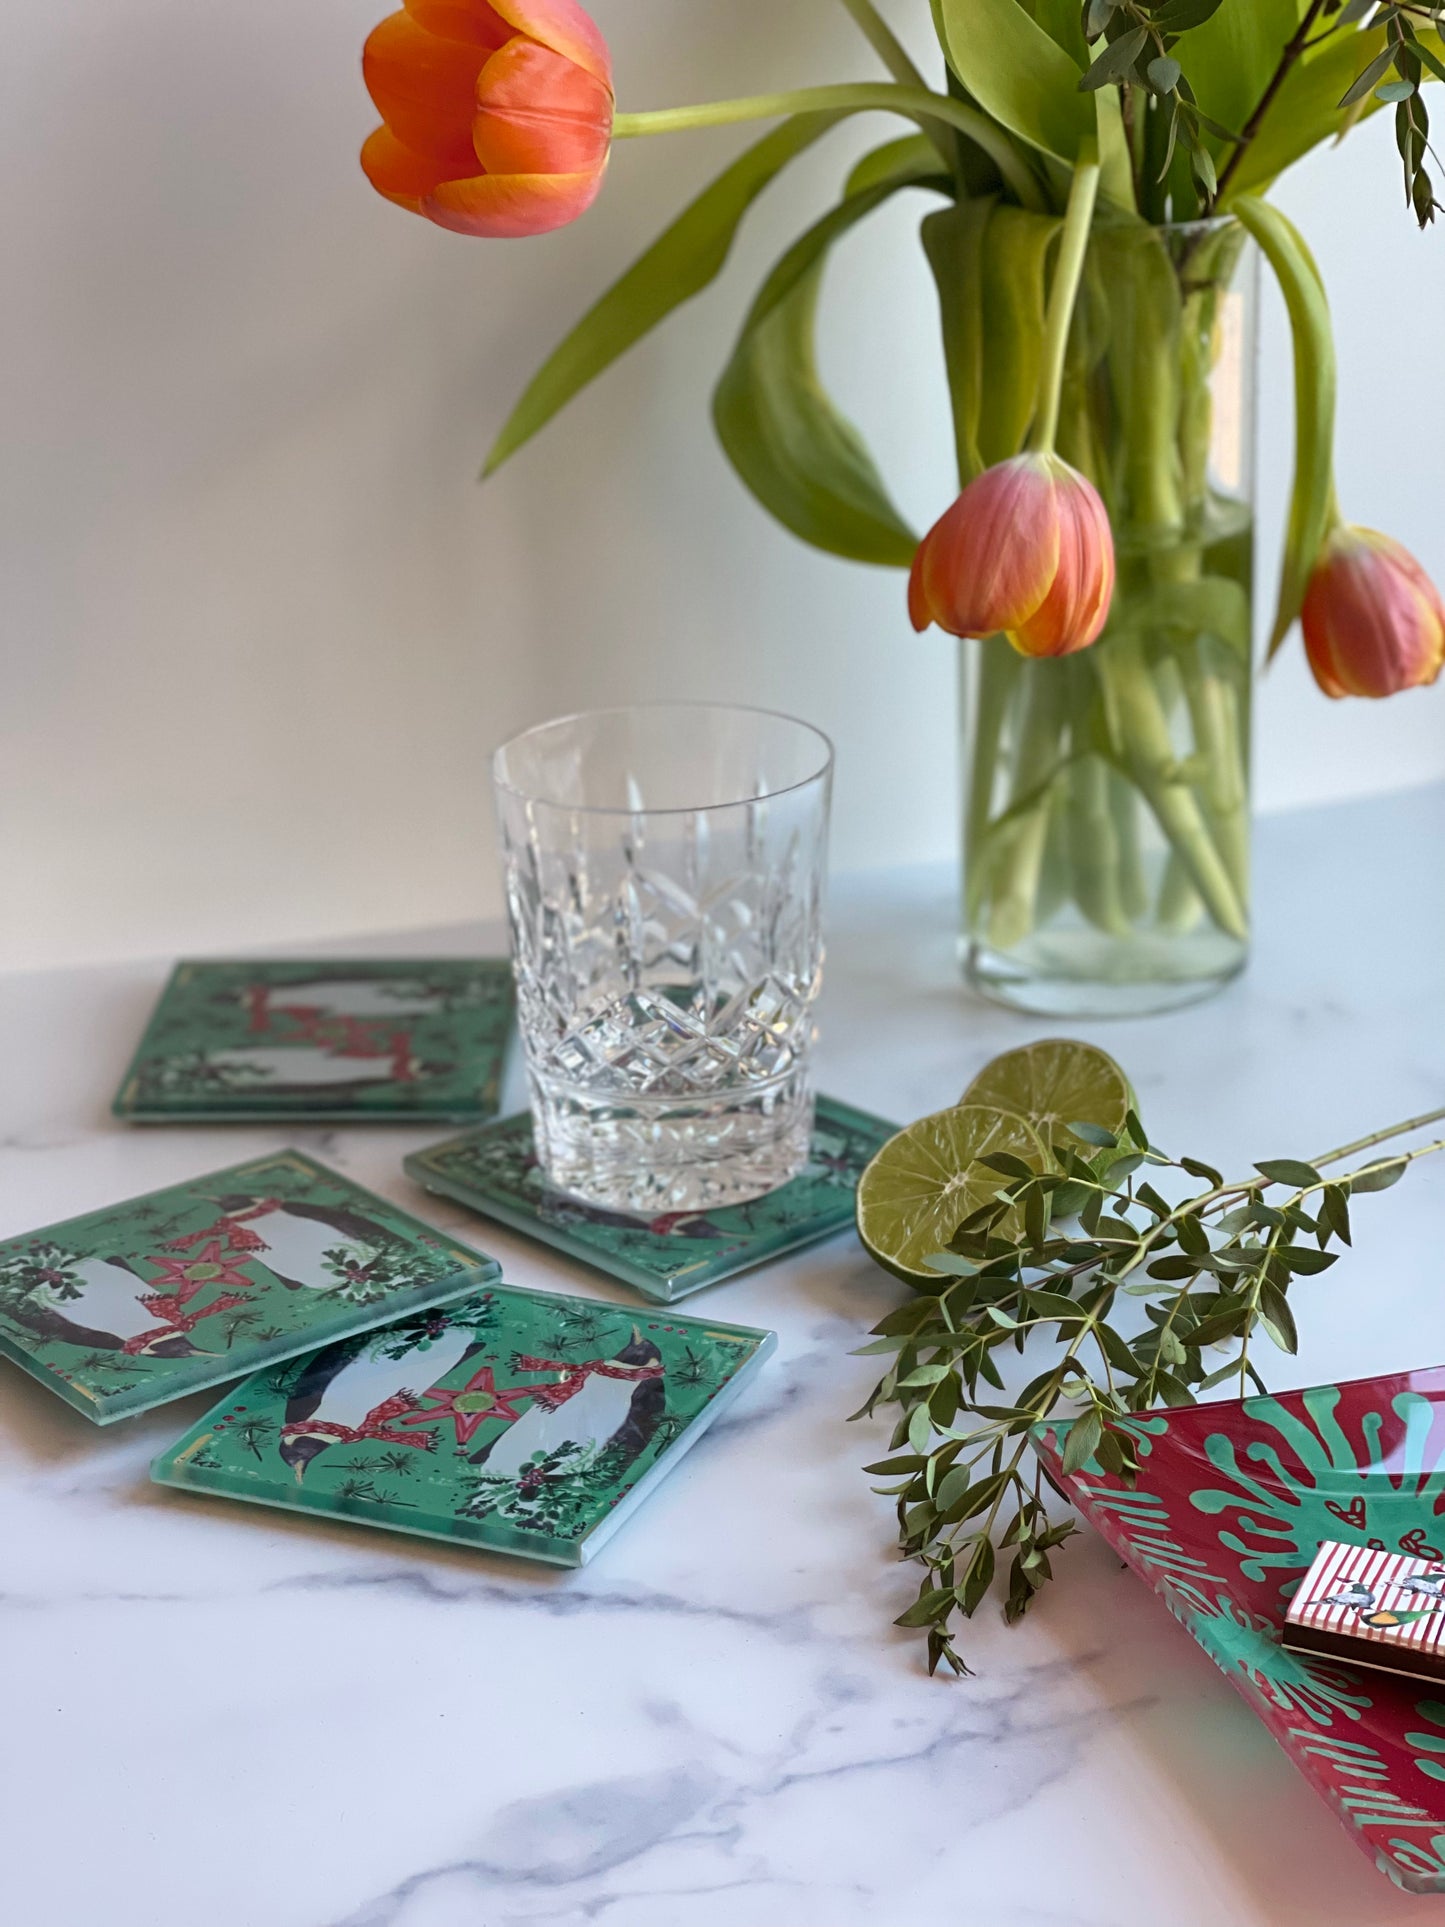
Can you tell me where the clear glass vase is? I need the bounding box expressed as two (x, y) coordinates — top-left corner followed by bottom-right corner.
(961, 218), (1257, 1017)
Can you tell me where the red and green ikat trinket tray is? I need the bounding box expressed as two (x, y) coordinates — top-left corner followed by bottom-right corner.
(1037, 1365), (1445, 1894)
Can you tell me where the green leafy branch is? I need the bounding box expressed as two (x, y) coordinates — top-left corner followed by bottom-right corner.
(1078, 0), (1237, 208)
(1339, 2), (1445, 226)
(854, 1100), (1445, 1678)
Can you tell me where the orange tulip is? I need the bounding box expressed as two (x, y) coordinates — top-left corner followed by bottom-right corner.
(362, 0), (614, 238)
(1300, 525), (1445, 700)
(908, 453), (1115, 658)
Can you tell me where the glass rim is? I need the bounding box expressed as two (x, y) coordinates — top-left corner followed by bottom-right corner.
(491, 700), (835, 818)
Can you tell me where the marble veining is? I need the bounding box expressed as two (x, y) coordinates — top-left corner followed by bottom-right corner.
(3, 785), (1445, 1926)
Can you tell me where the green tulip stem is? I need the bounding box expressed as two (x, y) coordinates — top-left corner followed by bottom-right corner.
(1068, 751), (1130, 937)
(1096, 633), (1248, 941)
(835, 0), (928, 90)
(1028, 143), (1100, 457)
(611, 85), (1045, 210)
(984, 666), (1067, 952)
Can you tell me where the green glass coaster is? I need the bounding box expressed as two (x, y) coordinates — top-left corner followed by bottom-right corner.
(113, 959), (514, 1123)
(0, 1152), (499, 1423)
(403, 1095), (896, 1303)
(152, 1286), (775, 1566)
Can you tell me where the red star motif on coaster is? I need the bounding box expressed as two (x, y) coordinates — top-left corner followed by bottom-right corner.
(140, 1241), (257, 1296)
(400, 1366), (532, 1446)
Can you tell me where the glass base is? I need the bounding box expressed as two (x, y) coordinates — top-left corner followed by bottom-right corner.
(527, 1069), (815, 1215)
(964, 932), (1246, 1019)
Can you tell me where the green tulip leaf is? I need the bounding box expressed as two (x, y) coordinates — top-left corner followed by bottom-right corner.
(483, 114), (846, 476)
(1173, 0), (1303, 159)
(921, 198), (995, 484)
(933, 0), (1095, 164)
(1233, 196), (1337, 658)
(1025, 0), (1090, 67)
(712, 139), (948, 568)
(976, 205), (1062, 467)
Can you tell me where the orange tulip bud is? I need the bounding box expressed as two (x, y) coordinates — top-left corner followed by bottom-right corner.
(908, 453), (1115, 658)
(362, 0), (614, 238)
(1301, 525), (1445, 700)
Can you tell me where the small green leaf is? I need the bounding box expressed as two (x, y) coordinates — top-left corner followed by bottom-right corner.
(941, 1468), (1012, 1525)
(1322, 1184), (1353, 1246)
(1255, 1158), (1322, 1188)
(1341, 44), (1400, 109)
(1258, 1283), (1300, 1354)
(979, 1152), (1039, 1180)
(957, 1536), (998, 1614)
(1180, 1155), (1225, 1187)
(1097, 1323), (1140, 1373)
(895, 1585), (956, 1628)
(1148, 56), (1183, 95)
(1351, 1157), (1409, 1193)
(923, 1251), (980, 1276)
(1067, 1121), (1119, 1148)
(1276, 1246), (1338, 1276)
(1080, 25), (1148, 91)
(1148, 1256), (1201, 1281)
(1062, 1409), (1104, 1475)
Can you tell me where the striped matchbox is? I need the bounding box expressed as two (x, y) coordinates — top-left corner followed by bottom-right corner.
(1284, 1538), (1445, 1684)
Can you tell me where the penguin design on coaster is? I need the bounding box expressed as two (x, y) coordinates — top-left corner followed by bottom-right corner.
(278, 1315), (484, 1482)
(191, 1042), (436, 1097)
(169, 1192), (403, 1293)
(4, 1255), (233, 1358)
(231, 975), (451, 1029)
(469, 1326), (666, 1482)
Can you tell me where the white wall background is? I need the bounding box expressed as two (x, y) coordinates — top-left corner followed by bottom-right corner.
(3, 1), (1442, 972)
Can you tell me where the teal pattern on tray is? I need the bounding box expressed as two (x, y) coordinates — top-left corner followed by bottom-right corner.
(403, 1094), (897, 1302)
(113, 958), (514, 1121)
(0, 1151), (499, 1422)
(1035, 1366), (1445, 1896)
(152, 1286), (775, 1565)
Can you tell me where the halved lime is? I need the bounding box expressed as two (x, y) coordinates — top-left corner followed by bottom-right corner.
(856, 1104), (1047, 1285)
(960, 1038), (1132, 1152)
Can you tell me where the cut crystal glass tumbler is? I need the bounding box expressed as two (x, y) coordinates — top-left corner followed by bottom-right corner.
(492, 703), (833, 1214)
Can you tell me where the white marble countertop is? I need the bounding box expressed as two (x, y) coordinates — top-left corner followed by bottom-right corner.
(4, 783), (1445, 1927)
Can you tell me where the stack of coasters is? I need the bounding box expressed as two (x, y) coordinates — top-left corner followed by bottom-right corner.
(113, 959), (514, 1123)
(153, 1287), (775, 1566)
(404, 1094), (896, 1303)
(1284, 1539), (1445, 1683)
(0, 1153), (499, 1422)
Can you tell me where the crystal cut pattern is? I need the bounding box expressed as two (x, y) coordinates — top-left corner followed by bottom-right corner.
(494, 711), (831, 1214)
